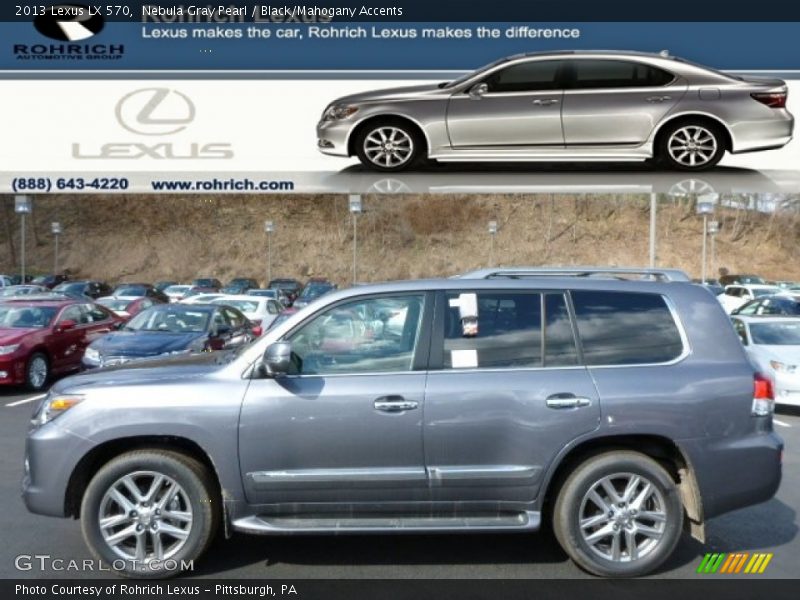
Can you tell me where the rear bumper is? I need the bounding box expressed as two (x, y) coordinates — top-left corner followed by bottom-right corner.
(730, 111), (794, 153)
(681, 430), (783, 520)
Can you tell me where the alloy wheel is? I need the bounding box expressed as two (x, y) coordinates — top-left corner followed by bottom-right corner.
(667, 126), (718, 168)
(28, 356), (47, 389)
(98, 471), (193, 562)
(578, 472), (668, 563)
(363, 126), (414, 168)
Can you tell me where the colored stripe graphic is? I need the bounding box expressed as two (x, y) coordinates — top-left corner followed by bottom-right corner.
(698, 552), (773, 574)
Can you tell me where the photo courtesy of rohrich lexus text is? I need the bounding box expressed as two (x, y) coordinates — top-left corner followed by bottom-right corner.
(0, 1), (799, 599)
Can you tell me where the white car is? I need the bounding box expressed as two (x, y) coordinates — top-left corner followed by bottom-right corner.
(0, 275), (13, 288)
(718, 284), (783, 314)
(180, 293), (226, 305)
(732, 315), (800, 406)
(163, 284), (192, 302)
(210, 295), (283, 330)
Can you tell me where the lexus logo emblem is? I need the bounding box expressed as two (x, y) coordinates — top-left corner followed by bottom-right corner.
(115, 88), (196, 136)
(34, 4), (104, 41)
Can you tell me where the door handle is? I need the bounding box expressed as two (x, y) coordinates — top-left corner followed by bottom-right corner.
(646, 96), (672, 103)
(374, 396), (419, 412)
(532, 99), (559, 106)
(546, 393), (592, 409)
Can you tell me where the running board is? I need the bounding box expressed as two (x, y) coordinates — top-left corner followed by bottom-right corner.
(232, 511), (540, 534)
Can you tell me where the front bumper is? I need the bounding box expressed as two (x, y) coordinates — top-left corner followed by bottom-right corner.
(0, 354), (26, 386)
(317, 119), (353, 157)
(22, 420), (91, 517)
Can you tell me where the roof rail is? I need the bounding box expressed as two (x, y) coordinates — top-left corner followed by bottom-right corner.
(456, 267), (691, 282)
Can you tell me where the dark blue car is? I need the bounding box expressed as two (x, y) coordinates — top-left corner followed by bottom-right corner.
(82, 303), (258, 368)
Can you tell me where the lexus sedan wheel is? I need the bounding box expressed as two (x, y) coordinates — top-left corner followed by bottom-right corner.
(355, 119), (423, 172)
(553, 451), (683, 577)
(26, 353), (49, 391)
(658, 121), (725, 171)
(81, 450), (219, 578)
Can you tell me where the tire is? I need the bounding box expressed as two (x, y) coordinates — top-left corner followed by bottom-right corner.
(656, 120), (726, 171)
(552, 451), (683, 578)
(80, 449), (219, 579)
(25, 352), (49, 391)
(354, 118), (425, 172)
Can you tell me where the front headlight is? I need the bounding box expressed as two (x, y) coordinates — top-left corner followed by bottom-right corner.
(322, 104), (359, 121)
(770, 360), (798, 373)
(0, 344), (20, 356)
(35, 393), (84, 426)
(84, 347), (100, 363)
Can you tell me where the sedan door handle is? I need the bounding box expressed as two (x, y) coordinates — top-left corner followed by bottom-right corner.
(646, 95), (672, 103)
(546, 393), (593, 409)
(374, 396), (419, 412)
(532, 98), (559, 106)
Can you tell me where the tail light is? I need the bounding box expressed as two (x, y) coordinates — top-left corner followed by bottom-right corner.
(751, 92), (787, 108)
(752, 373), (775, 417)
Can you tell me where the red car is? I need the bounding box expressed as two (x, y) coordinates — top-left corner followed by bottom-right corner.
(0, 298), (124, 390)
(96, 296), (164, 318)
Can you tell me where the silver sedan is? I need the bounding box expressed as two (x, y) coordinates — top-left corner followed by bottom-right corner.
(318, 50), (794, 172)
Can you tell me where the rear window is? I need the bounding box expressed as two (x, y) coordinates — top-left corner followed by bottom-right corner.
(571, 291), (684, 365)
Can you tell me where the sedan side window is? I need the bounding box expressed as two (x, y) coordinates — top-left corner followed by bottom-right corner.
(288, 295), (425, 375)
(484, 60), (563, 93)
(571, 60), (675, 89)
(733, 320), (749, 345)
(737, 300), (760, 315)
(58, 305), (83, 325)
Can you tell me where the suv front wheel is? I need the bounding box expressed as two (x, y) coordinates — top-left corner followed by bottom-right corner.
(553, 451), (683, 577)
(80, 449), (219, 579)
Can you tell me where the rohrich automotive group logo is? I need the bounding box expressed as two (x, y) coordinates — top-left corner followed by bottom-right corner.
(72, 87), (235, 160)
(34, 4), (104, 41)
(14, 4), (124, 61)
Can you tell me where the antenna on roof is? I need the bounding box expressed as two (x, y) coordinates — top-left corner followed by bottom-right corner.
(659, 49), (670, 58)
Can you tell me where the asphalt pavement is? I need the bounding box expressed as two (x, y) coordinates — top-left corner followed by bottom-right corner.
(0, 386), (797, 580)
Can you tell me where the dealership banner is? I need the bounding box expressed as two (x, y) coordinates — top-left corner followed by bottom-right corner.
(1, 3), (800, 193)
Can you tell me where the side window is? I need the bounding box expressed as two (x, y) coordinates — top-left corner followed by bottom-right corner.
(267, 300), (280, 315)
(444, 292), (542, 369)
(289, 295), (425, 375)
(85, 304), (111, 323)
(733, 319), (749, 345)
(571, 291), (684, 365)
(139, 299), (154, 309)
(484, 60), (563, 93)
(58, 305), (83, 324)
(544, 293), (579, 367)
(224, 307), (245, 328)
(571, 60), (674, 89)
(737, 300), (760, 315)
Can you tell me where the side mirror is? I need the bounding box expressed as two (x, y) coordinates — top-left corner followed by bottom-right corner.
(262, 342), (292, 377)
(469, 82), (489, 100)
(57, 319), (76, 333)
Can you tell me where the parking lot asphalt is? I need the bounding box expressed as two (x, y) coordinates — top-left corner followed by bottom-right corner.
(0, 386), (797, 580)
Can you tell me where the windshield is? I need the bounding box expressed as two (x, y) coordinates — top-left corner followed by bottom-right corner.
(270, 281), (298, 291)
(754, 288), (781, 298)
(165, 285), (190, 295)
(750, 322), (800, 345)
(443, 56), (511, 89)
(113, 286), (146, 297)
(300, 285), (333, 299)
(54, 282), (85, 294)
(97, 298), (131, 312)
(214, 299), (260, 313)
(247, 290), (276, 298)
(125, 308), (210, 333)
(193, 279), (217, 287)
(0, 305), (57, 329)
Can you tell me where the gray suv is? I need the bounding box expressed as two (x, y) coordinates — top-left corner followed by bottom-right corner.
(23, 268), (783, 578)
(318, 50), (793, 172)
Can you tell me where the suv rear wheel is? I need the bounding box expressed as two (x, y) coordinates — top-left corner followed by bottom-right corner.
(553, 451), (683, 577)
(80, 449), (219, 579)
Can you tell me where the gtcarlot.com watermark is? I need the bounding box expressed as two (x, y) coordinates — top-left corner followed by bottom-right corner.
(14, 553), (193, 574)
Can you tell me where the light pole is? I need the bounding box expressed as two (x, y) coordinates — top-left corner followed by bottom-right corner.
(264, 220), (274, 286)
(707, 220), (720, 280)
(649, 194), (657, 268)
(696, 195), (717, 284)
(349, 195), (362, 284)
(488, 220), (498, 266)
(51, 222), (63, 274)
(14, 195), (32, 282)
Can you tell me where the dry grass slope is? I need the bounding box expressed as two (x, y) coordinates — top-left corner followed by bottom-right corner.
(1, 193), (800, 285)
